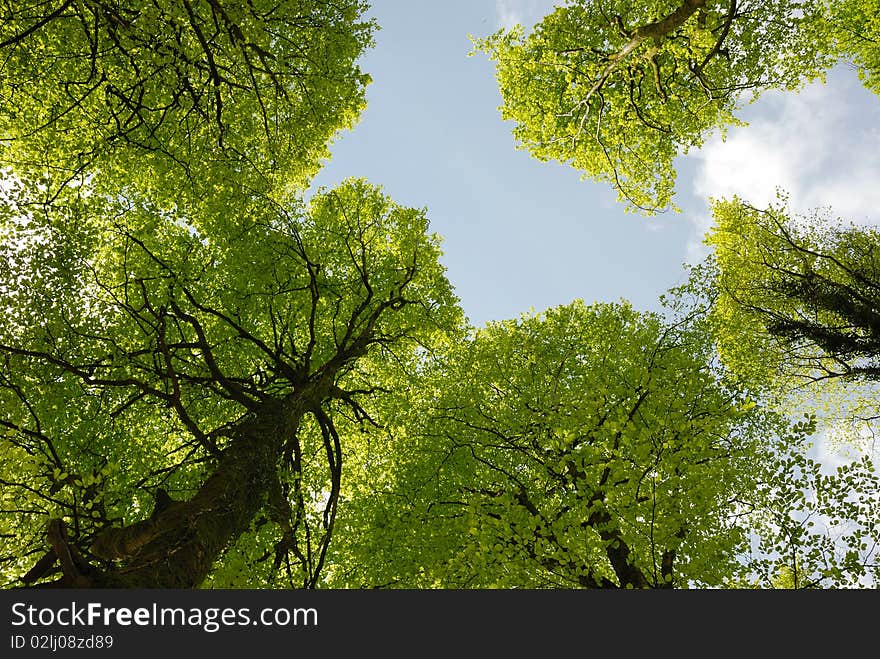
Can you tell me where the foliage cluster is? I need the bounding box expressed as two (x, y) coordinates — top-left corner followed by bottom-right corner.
(1, 0), (877, 589)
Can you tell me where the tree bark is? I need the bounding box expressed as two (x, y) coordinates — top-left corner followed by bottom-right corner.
(90, 408), (288, 587)
(43, 380), (333, 588)
(635, 0), (707, 42)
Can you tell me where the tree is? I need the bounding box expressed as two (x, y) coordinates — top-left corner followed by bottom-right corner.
(0, 171), (460, 588)
(473, 0), (830, 213)
(707, 197), (880, 391)
(0, 0), (448, 589)
(689, 201), (880, 587)
(324, 298), (879, 588)
(0, 0), (374, 219)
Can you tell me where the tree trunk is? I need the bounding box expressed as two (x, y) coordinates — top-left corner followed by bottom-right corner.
(90, 407), (289, 587)
(41, 385), (326, 588)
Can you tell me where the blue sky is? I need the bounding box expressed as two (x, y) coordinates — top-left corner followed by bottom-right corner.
(309, 1), (880, 328)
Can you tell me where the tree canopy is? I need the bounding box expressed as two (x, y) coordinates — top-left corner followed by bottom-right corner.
(0, 0), (374, 222)
(473, 0), (837, 213)
(0, 174), (461, 587)
(820, 0), (880, 96)
(324, 298), (880, 589)
(708, 197), (880, 391)
(1, 1), (878, 589)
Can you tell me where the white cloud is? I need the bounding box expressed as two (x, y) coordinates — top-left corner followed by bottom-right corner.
(685, 212), (714, 263)
(495, 0), (523, 29)
(494, 0), (558, 30)
(688, 67), (880, 255)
